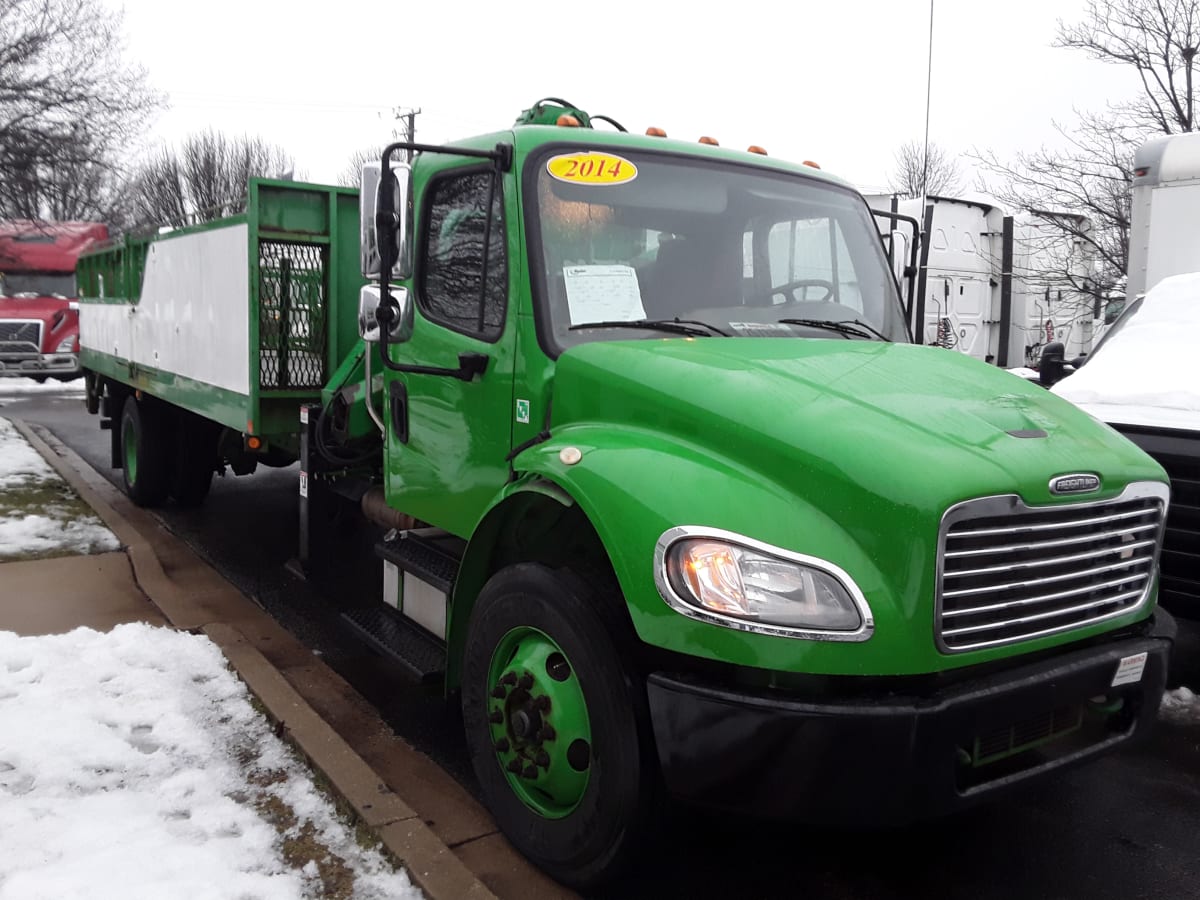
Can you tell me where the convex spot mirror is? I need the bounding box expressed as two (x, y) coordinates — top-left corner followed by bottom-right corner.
(359, 160), (413, 281)
(358, 285), (413, 344)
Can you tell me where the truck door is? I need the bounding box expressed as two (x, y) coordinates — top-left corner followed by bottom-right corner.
(382, 164), (515, 538)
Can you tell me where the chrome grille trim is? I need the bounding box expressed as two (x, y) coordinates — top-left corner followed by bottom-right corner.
(936, 482), (1169, 653)
(0, 319), (42, 353)
(944, 521), (1159, 557)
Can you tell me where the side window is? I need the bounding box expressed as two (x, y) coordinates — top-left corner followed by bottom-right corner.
(419, 170), (507, 340)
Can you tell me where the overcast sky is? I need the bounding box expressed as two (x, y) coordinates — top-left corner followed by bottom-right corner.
(106, 0), (1136, 192)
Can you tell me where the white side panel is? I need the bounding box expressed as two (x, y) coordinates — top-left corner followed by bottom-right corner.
(79, 303), (133, 359)
(1145, 185), (1200, 297)
(81, 227), (252, 393)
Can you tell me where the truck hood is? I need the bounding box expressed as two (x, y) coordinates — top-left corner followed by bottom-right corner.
(0, 295), (73, 323)
(552, 338), (1164, 517)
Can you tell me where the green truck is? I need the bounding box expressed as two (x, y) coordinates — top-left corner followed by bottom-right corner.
(78, 99), (1175, 889)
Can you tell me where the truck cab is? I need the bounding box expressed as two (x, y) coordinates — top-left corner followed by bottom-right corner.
(0, 221), (107, 381)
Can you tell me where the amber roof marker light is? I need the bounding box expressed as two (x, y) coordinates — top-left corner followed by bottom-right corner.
(646, 127), (667, 137)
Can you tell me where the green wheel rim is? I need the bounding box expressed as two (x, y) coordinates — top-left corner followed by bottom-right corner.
(485, 626), (592, 818)
(122, 415), (138, 485)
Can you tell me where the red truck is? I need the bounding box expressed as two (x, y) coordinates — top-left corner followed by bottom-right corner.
(0, 221), (108, 382)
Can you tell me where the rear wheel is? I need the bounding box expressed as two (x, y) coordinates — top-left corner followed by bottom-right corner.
(169, 412), (216, 507)
(120, 395), (171, 507)
(462, 563), (658, 889)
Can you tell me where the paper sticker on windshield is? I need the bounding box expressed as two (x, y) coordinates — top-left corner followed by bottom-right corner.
(547, 152), (637, 185)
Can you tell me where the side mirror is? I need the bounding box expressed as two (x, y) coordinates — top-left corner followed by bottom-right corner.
(1038, 341), (1068, 387)
(359, 160), (413, 280)
(358, 284), (413, 344)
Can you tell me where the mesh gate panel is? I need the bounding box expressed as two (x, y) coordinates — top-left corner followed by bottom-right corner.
(259, 240), (328, 390)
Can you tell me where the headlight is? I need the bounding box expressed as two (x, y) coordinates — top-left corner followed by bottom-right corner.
(55, 337), (77, 353)
(655, 527), (873, 640)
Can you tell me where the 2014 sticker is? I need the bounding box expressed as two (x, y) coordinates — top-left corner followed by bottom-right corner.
(547, 152), (637, 185)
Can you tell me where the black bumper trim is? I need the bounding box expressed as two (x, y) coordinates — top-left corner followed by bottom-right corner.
(646, 612), (1175, 824)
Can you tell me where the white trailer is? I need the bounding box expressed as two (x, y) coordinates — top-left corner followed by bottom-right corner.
(867, 194), (1097, 366)
(1127, 131), (1200, 303)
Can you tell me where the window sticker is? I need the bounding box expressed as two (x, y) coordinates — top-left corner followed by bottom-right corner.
(563, 265), (646, 324)
(547, 152), (638, 186)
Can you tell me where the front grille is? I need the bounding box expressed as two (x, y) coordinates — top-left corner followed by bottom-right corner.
(1111, 427), (1200, 615)
(937, 484), (1167, 652)
(0, 319), (41, 350)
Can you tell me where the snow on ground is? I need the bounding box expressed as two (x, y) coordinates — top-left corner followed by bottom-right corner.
(1160, 686), (1200, 727)
(0, 624), (421, 900)
(1052, 273), (1200, 430)
(0, 416), (118, 560)
(0, 377), (85, 395)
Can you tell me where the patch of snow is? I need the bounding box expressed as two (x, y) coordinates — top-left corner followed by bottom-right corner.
(1052, 273), (1200, 430)
(0, 624), (421, 900)
(1006, 366), (1041, 381)
(0, 377), (85, 395)
(1160, 686), (1200, 726)
(0, 417), (119, 559)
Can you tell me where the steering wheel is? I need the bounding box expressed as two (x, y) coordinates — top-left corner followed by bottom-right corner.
(758, 278), (835, 305)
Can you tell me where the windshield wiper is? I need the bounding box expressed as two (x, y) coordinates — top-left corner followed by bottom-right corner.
(778, 318), (890, 341)
(568, 318), (728, 337)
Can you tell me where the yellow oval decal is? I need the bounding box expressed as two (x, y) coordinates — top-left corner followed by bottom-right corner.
(546, 152), (638, 185)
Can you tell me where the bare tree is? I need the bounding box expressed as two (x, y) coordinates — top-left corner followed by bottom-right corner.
(1057, 0), (1199, 134)
(974, 0), (1199, 316)
(0, 0), (159, 221)
(129, 132), (295, 229)
(889, 141), (961, 199)
(339, 147), (385, 188)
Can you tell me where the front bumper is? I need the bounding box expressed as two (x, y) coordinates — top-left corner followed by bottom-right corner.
(646, 611), (1175, 825)
(0, 352), (80, 377)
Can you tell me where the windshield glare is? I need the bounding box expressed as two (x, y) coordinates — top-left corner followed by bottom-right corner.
(0, 272), (75, 298)
(530, 150), (908, 349)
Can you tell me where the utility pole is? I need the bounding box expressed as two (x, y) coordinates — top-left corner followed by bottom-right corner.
(393, 106), (422, 161)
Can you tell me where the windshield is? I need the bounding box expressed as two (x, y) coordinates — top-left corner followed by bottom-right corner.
(0, 271), (76, 298)
(527, 148), (908, 351)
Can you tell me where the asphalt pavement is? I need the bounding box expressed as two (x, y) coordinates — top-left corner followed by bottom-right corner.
(6, 386), (1199, 900)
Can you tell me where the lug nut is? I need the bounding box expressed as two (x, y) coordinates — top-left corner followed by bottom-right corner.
(533, 695), (551, 713)
(539, 725), (556, 742)
(506, 759), (522, 774)
(490, 686), (506, 699)
(522, 763), (539, 779)
(495, 738), (510, 752)
(499, 672), (517, 686)
(488, 710), (503, 724)
(518, 673), (534, 690)
(535, 750), (550, 768)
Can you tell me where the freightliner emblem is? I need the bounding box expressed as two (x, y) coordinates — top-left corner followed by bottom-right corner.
(1049, 473), (1101, 495)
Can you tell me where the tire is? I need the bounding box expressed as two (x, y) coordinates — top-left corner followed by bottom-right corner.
(169, 412), (216, 507)
(462, 563), (658, 889)
(120, 395), (171, 507)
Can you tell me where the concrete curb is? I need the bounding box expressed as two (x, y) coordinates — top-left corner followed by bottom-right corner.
(12, 417), (498, 900)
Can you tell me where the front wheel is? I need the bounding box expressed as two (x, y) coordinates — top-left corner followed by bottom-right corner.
(462, 564), (658, 889)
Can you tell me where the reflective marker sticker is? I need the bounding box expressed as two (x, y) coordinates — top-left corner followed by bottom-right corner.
(547, 152), (638, 185)
(1111, 651), (1148, 687)
(299, 471), (308, 498)
(300, 407), (309, 424)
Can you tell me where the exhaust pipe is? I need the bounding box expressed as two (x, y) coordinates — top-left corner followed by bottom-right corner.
(360, 486), (420, 531)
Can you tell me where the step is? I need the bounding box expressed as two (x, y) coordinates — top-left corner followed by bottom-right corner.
(341, 605), (446, 683)
(375, 528), (463, 595)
